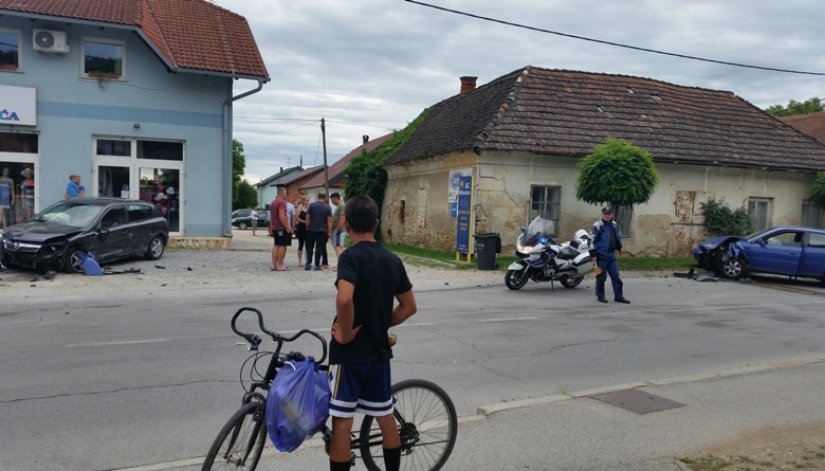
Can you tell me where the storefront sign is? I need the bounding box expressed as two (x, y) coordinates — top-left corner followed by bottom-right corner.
(0, 85), (36, 126)
(455, 175), (473, 254)
(448, 168), (472, 217)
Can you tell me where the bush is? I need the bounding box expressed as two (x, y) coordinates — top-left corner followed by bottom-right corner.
(811, 172), (825, 209)
(699, 198), (752, 236)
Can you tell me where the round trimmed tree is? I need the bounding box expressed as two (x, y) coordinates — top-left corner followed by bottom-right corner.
(575, 137), (659, 207)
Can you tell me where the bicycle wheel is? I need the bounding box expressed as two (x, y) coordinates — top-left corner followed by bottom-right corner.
(359, 379), (458, 471)
(202, 402), (267, 471)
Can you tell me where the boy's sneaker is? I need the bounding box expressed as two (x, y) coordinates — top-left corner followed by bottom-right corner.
(313, 265), (322, 271)
(305, 264), (311, 271)
(321, 264), (330, 270)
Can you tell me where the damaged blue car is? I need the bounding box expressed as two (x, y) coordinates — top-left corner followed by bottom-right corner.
(693, 226), (825, 282)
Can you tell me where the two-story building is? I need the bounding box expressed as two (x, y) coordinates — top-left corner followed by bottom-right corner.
(0, 0), (268, 239)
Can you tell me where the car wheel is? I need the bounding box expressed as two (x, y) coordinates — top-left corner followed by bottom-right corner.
(63, 247), (86, 274)
(720, 256), (746, 280)
(145, 236), (165, 260)
(238, 222), (248, 230)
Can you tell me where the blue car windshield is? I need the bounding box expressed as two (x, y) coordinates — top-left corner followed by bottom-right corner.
(35, 203), (104, 228)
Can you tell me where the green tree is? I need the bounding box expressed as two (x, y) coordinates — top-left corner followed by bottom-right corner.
(575, 138), (659, 208)
(699, 198), (752, 236)
(235, 180), (258, 209)
(765, 97), (824, 116)
(232, 139), (247, 209)
(811, 172), (825, 209)
(344, 110), (428, 239)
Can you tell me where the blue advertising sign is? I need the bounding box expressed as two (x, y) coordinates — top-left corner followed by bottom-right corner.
(455, 175), (472, 253)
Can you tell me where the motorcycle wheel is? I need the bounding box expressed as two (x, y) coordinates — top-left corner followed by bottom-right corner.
(560, 274), (584, 288)
(505, 268), (530, 290)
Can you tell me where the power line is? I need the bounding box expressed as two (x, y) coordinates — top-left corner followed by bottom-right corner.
(404, 0), (825, 77)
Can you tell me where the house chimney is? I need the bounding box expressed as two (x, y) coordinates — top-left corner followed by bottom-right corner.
(460, 76), (477, 95)
(362, 135), (369, 144)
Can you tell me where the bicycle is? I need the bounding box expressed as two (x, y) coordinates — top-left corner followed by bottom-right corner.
(202, 307), (458, 471)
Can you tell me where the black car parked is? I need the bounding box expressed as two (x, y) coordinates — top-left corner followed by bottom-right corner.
(231, 208), (269, 230)
(1, 198), (169, 273)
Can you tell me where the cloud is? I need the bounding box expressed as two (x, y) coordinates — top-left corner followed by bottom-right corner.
(217, 0), (825, 179)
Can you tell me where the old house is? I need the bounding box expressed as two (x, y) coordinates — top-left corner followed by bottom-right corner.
(382, 66), (825, 256)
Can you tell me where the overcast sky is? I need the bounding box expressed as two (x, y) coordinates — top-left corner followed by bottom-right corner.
(214, 0), (825, 183)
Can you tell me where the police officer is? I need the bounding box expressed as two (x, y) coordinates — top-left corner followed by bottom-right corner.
(589, 207), (630, 304)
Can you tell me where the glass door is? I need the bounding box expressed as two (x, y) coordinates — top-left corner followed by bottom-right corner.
(139, 166), (180, 233)
(96, 163), (131, 199)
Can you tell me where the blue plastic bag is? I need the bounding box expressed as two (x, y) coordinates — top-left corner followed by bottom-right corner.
(265, 357), (330, 452)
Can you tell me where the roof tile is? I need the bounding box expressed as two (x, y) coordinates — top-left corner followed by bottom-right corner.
(386, 66), (825, 171)
(0, 0), (268, 78)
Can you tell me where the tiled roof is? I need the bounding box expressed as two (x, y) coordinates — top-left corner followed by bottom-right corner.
(778, 112), (825, 144)
(0, 0), (268, 79)
(301, 132), (396, 189)
(386, 66), (825, 172)
(258, 166), (304, 187)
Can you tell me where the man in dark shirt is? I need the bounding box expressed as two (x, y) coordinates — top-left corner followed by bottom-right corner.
(327, 195), (417, 471)
(304, 193), (332, 271)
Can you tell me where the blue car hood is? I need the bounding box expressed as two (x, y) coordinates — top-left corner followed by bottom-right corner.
(697, 235), (745, 250)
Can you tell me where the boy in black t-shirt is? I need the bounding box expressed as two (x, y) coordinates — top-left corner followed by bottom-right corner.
(327, 195), (417, 471)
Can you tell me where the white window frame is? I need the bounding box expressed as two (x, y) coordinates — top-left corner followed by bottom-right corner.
(801, 200), (824, 229)
(530, 184), (561, 236)
(81, 37), (126, 81)
(747, 197), (773, 232)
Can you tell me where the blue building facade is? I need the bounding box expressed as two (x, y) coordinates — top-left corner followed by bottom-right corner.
(0, 3), (268, 236)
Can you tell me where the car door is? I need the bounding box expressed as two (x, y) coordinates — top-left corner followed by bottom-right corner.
(798, 231), (825, 278)
(96, 204), (130, 262)
(745, 230), (803, 275)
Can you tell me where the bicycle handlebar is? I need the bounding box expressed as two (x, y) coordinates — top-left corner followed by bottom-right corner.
(231, 307), (328, 365)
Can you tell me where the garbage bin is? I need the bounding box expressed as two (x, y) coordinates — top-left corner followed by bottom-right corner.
(474, 233), (501, 270)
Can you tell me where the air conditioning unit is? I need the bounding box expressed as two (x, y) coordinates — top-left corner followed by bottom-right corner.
(32, 29), (69, 54)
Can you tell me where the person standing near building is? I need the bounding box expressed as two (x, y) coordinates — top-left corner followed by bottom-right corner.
(64, 174), (85, 199)
(589, 207), (630, 304)
(304, 192), (332, 271)
(0, 167), (14, 228)
(327, 195), (417, 471)
(293, 195), (310, 267)
(330, 193), (346, 261)
(268, 187), (292, 271)
(250, 207), (259, 236)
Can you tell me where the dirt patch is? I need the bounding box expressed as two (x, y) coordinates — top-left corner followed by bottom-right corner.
(680, 422), (825, 470)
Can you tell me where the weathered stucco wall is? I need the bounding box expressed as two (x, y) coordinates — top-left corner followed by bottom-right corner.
(383, 150), (819, 256)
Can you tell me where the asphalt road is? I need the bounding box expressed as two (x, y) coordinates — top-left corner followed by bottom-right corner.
(2, 262), (825, 470)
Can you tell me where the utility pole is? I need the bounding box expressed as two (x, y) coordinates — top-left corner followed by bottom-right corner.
(321, 117), (329, 198)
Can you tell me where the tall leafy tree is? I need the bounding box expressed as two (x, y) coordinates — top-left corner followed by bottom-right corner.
(232, 139), (247, 209)
(575, 138), (659, 208)
(765, 97), (824, 116)
(344, 110), (427, 239)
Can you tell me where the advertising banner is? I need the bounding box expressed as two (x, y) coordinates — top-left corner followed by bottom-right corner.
(455, 175), (473, 253)
(0, 85), (36, 126)
(448, 168), (472, 217)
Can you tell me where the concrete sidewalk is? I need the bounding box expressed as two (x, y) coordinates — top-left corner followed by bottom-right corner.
(126, 355), (825, 471)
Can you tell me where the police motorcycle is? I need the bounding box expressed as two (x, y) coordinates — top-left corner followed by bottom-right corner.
(504, 217), (594, 290)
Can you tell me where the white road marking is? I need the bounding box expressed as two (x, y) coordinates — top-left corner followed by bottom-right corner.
(478, 316), (540, 323)
(65, 338), (170, 348)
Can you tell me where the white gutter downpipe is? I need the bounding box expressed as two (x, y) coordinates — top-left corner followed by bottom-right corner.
(222, 80), (266, 237)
